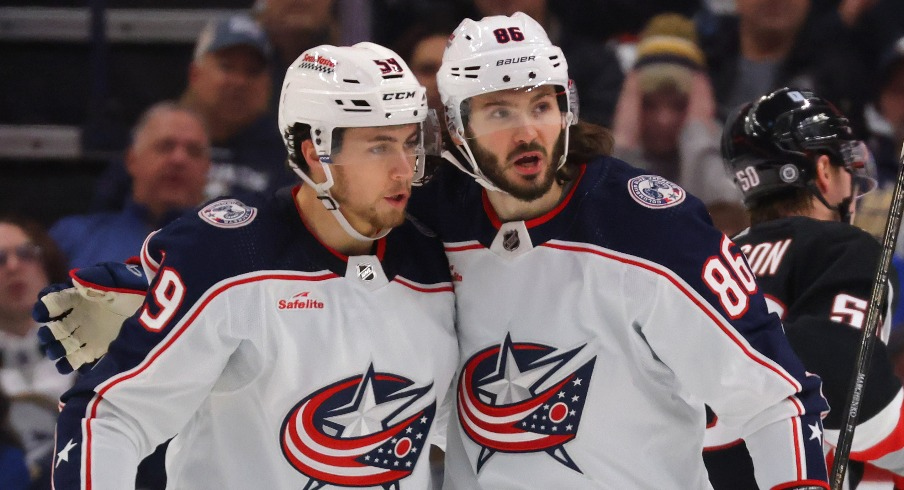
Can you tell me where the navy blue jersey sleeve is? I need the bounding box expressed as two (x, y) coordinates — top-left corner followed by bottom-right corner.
(52, 198), (269, 488)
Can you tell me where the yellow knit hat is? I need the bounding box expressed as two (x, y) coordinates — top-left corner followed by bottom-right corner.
(634, 14), (705, 94)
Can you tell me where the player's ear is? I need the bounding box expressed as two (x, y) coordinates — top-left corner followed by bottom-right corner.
(813, 154), (833, 193)
(300, 139), (326, 180)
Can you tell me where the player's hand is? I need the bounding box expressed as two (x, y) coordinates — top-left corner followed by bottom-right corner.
(33, 261), (148, 374)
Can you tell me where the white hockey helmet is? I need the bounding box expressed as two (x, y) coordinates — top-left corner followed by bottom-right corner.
(437, 12), (578, 190)
(279, 42), (435, 240)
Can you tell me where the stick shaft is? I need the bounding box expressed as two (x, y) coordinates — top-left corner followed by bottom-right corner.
(830, 145), (904, 489)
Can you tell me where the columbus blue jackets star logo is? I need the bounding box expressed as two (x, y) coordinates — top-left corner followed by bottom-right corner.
(280, 364), (435, 489)
(457, 334), (596, 474)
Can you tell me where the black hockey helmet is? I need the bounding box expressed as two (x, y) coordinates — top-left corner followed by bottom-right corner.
(721, 87), (875, 208)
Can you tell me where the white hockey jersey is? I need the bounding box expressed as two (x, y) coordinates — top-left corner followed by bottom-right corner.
(409, 159), (830, 489)
(51, 189), (458, 489)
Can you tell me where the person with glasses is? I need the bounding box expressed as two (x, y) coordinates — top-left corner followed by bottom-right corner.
(0, 216), (69, 400)
(704, 87), (904, 488)
(0, 216), (70, 489)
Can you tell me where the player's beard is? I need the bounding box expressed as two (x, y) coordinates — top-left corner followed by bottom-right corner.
(329, 180), (409, 236)
(470, 134), (565, 202)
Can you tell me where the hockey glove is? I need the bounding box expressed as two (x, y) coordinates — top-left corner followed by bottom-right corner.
(33, 261), (147, 374)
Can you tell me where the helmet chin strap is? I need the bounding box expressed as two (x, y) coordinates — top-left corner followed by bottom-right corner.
(290, 161), (391, 243)
(445, 121), (572, 194)
(442, 147), (503, 192)
(807, 181), (854, 224)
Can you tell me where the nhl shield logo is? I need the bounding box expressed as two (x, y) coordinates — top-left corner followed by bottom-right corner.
(198, 199), (257, 228)
(357, 263), (375, 281)
(627, 175), (686, 209)
(502, 230), (520, 251)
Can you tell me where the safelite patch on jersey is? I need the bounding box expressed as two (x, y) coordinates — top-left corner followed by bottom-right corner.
(628, 175), (686, 209)
(198, 199), (257, 228)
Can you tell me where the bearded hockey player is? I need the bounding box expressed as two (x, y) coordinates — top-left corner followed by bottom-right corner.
(704, 87), (904, 489)
(409, 12), (831, 489)
(42, 43), (458, 489)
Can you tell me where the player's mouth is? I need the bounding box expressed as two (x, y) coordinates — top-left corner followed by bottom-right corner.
(384, 192), (410, 208)
(511, 151), (544, 176)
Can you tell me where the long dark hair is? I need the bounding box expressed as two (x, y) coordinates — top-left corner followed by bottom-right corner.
(557, 120), (614, 183)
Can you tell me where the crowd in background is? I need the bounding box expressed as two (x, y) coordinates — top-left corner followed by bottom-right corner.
(3, 0), (904, 488)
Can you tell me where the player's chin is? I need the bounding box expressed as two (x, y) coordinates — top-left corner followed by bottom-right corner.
(376, 208), (407, 230)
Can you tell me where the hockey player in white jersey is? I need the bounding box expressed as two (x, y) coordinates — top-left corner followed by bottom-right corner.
(39, 43), (458, 489)
(704, 87), (904, 488)
(408, 12), (832, 488)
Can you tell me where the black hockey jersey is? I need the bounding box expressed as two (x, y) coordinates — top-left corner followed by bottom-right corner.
(705, 216), (904, 488)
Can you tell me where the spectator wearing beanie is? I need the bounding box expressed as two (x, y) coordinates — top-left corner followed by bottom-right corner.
(612, 14), (745, 234)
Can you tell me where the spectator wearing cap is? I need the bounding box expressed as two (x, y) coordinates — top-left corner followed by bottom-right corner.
(91, 14), (294, 212)
(181, 13), (294, 201)
(612, 14), (745, 233)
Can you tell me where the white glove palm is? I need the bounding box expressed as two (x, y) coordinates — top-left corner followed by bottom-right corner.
(34, 262), (147, 373)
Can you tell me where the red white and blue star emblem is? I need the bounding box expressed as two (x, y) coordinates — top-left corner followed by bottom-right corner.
(280, 364), (435, 489)
(457, 334), (596, 473)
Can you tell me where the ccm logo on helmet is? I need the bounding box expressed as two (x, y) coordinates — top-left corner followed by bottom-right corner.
(382, 91), (416, 101)
(496, 55), (535, 66)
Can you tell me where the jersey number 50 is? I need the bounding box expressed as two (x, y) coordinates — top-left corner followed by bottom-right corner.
(703, 236), (758, 319)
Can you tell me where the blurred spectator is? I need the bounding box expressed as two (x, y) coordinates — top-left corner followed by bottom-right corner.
(184, 14), (293, 200)
(92, 14), (294, 211)
(253, 0), (340, 103)
(612, 14), (744, 224)
(0, 216), (70, 399)
(52, 102), (211, 269)
(0, 388), (29, 490)
(865, 36), (904, 187)
(393, 18), (459, 115)
(810, 0), (904, 79)
(0, 216), (71, 489)
(554, 0), (702, 42)
(700, 0), (871, 132)
(466, 0), (625, 127)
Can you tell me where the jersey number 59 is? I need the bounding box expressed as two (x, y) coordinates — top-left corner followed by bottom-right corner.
(139, 268), (186, 332)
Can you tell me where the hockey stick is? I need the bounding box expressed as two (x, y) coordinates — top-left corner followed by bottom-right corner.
(830, 143), (904, 489)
